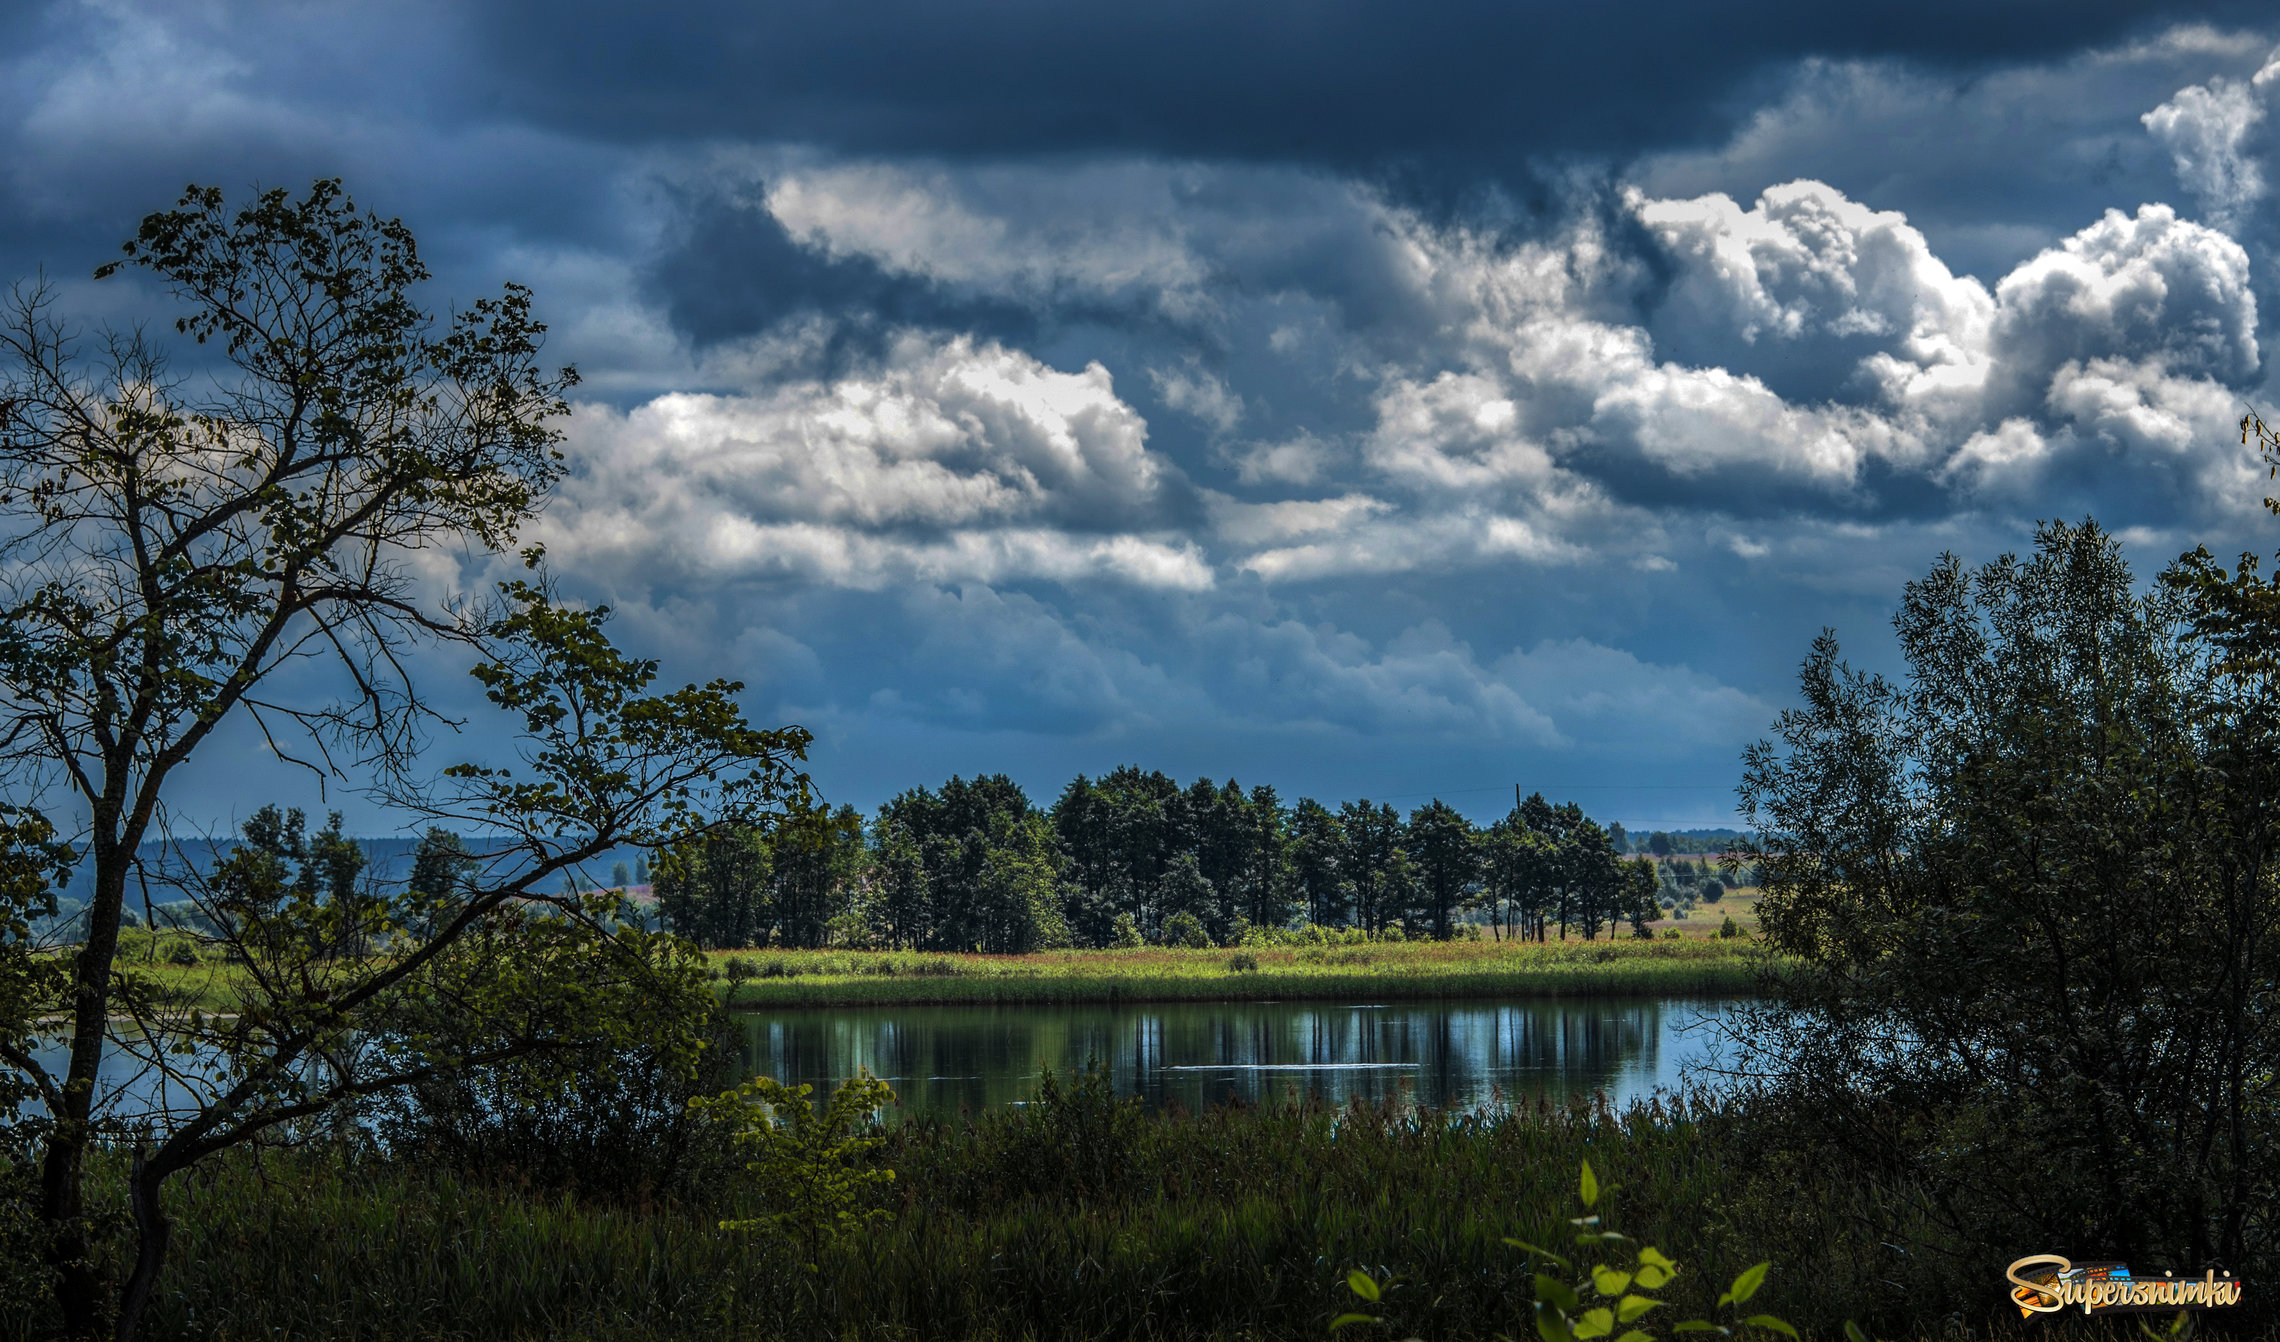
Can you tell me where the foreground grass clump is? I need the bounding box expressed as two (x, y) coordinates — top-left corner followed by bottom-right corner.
(706, 937), (1758, 1006)
(16, 1082), (2009, 1342)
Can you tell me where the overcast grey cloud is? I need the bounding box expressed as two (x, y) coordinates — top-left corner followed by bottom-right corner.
(5, 0), (2279, 831)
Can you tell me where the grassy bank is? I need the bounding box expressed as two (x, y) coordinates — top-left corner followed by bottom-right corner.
(81, 937), (1758, 1019)
(708, 938), (1760, 1007)
(17, 1088), (1992, 1342)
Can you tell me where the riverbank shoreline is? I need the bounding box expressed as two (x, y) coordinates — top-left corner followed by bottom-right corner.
(711, 940), (1761, 1008)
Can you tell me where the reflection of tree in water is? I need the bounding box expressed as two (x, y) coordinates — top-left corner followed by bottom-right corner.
(737, 998), (1721, 1117)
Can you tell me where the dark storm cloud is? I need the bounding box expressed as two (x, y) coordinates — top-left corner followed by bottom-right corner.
(470, 0), (2266, 170)
(645, 182), (1041, 361)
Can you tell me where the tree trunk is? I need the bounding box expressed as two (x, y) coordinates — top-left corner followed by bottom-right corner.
(40, 833), (129, 1339)
(114, 1146), (172, 1342)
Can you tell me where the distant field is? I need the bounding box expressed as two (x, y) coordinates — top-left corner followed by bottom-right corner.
(707, 937), (1760, 1007)
(1648, 885), (1765, 938)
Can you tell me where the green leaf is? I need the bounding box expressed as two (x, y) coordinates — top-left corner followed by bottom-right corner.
(1618, 1296), (1663, 1323)
(1671, 1322), (1730, 1335)
(1331, 1313), (1383, 1331)
(1505, 1238), (1573, 1270)
(1579, 1162), (1600, 1208)
(1742, 1317), (1798, 1339)
(1635, 1265), (1672, 1289)
(1575, 1307), (1616, 1339)
(1536, 1273), (1582, 1312)
(1843, 1324), (1869, 1342)
(1614, 1331), (1655, 1342)
(1638, 1247), (1677, 1270)
(1720, 1262), (1770, 1308)
(1593, 1267), (1635, 1296)
(1348, 1270), (1382, 1303)
(1535, 1303), (1577, 1342)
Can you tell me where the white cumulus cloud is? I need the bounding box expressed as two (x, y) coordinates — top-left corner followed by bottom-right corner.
(2143, 52), (2279, 230)
(1990, 203), (2259, 394)
(545, 334), (1212, 592)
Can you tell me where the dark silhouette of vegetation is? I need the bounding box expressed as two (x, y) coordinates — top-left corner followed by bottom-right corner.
(653, 769), (1663, 953)
(1739, 495), (2280, 1305)
(0, 181), (811, 1340)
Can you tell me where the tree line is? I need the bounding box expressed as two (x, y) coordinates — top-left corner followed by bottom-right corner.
(652, 770), (1676, 952)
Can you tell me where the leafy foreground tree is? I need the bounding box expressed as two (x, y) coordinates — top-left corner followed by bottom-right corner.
(0, 181), (810, 1340)
(1739, 513), (2280, 1288)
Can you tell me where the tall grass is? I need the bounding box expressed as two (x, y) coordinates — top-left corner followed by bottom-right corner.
(713, 939), (1759, 1007)
(12, 1084), (1997, 1342)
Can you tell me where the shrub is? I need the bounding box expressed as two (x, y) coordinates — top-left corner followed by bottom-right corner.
(1225, 951), (1260, 972)
(1162, 911), (1211, 948)
(691, 1069), (899, 1267)
(1024, 1061), (1142, 1201)
(1109, 912), (1145, 949)
(1719, 916), (1740, 939)
(366, 1008), (745, 1206)
(825, 912), (878, 950)
(1336, 1161), (1794, 1342)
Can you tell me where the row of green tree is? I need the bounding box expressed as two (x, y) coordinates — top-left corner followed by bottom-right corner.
(651, 774), (1669, 952)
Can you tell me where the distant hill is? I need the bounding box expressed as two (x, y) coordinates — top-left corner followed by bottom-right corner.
(54, 836), (652, 906)
(1637, 827), (1754, 855)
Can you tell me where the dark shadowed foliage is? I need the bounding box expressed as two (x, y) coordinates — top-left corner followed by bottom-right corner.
(1738, 517), (2280, 1320)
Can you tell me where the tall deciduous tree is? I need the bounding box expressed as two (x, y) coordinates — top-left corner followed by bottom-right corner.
(1621, 857), (1660, 939)
(1340, 800), (1404, 935)
(1742, 515), (2280, 1276)
(0, 182), (810, 1339)
(654, 823), (773, 949)
(1288, 798), (1347, 929)
(1406, 799), (1477, 940)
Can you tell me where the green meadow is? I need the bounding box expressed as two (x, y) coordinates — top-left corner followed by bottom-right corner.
(705, 936), (1760, 1007)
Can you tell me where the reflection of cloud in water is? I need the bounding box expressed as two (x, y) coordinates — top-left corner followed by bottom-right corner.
(737, 995), (1750, 1118)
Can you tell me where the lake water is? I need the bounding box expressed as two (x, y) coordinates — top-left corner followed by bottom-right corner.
(730, 995), (1746, 1117)
(25, 995), (1750, 1125)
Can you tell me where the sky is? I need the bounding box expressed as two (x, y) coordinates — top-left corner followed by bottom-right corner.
(6, 0), (2280, 834)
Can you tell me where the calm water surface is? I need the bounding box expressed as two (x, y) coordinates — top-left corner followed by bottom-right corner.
(732, 996), (1745, 1116)
(26, 996), (1749, 1123)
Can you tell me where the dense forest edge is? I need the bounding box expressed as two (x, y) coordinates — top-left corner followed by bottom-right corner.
(51, 794), (1756, 957)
